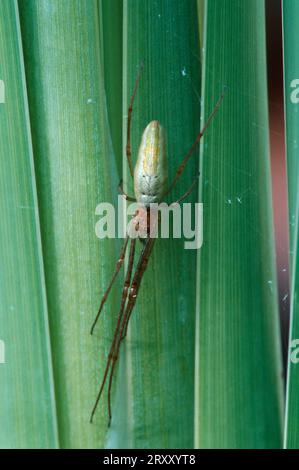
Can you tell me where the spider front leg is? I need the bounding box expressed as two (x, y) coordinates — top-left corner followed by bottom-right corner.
(170, 174), (200, 205)
(90, 235), (129, 335)
(105, 236), (155, 425)
(163, 89), (226, 198)
(90, 238), (136, 423)
(118, 179), (136, 202)
(121, 235), (156, 341)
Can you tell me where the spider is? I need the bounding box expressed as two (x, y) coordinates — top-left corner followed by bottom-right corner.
(90, 64), (225, 425)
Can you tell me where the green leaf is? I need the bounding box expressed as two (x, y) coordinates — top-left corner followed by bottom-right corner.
(195, 0), (284, 448)
(110, 0), (202, 449)
(0, 1), (58, 448)
(282, 0), (299, 449)
(19, 0), (120, 448)
(282, 0), (299, 258)
(100, 0), (123, 177)
(285, 211), (299, 448)
(6, 0), (285, 450)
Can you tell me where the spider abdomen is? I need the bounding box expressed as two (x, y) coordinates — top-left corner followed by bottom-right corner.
(134, 120), (168, 206)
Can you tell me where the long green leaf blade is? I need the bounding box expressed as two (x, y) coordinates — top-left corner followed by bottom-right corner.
(282, 0), (299, 258)
(282, 0), (299, 449)
(195, 0), (284, 449)
(19, 0), (120, 448)
(100, 0), (123, 177)
(0, 0), (58, 448)
(110, 0), (202, 449)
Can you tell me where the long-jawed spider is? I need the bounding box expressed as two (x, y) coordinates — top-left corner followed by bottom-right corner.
(90, 64), (225, 425)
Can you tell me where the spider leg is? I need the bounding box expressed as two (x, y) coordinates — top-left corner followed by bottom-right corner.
(90, 238), (136, 423)
(118, 179), (136, 202)
(170, 173), (200, 205)
(126, 62), (144, 179)
(105, 239), (154, 426)
(106, 237), (155, 426)
(163, 89), (226, 197)
(121, 236), (156, 341)
(90, 235), (129, 335)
